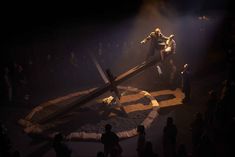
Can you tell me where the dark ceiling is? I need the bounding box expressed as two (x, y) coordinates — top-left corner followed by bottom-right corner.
(1, 0), (232, 46)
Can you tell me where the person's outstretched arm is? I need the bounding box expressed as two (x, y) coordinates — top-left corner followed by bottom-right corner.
(140, 32), (155, 44)
(160, 33), (169, 40)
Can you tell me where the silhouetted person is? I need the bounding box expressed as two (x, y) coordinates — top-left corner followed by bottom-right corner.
(12, 150), (21, 157)
(176, 144), (188, 157)
(136, 125), (146, 157)
(181, 64), (191, 103)
(0, 68), (4, 104)
(110, 146), (122, 157)
(101, 124), (121, 157)
(97, 151), (105, 157)
(205, 90), (217, 125)
(11, 63), (27, 104)
(3, 67), (12, 104)
(197, 134), (215, 157)
(143, 141), (158, 157)
(217, 79), (234, 125)
(226, 118), (235, 157)
(53, 133), (71, 157)
(0, 122), (12, 157)
(163, 117), (178, 157)
(190, 112), (204, 152)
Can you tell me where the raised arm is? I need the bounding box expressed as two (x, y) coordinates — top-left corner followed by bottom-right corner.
(172, 39), (176, 54)
(140, 32), (155, 44)
(160, 33), (169, 40)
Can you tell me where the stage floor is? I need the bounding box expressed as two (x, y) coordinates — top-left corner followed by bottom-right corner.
(0, 71), (225, 157)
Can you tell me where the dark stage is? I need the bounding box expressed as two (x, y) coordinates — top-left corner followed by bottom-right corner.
(1, 0), (234, 157)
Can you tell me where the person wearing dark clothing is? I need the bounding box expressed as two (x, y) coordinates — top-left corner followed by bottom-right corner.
(143, 141), (158, 157)
(2, 67), (12, 104)
(11, 63), (28, 104)
(163, 117), (178, 157)
(181, 64), (191, 103)
(110, 146), (122, 157)
(176, 144), (188, 157)
(0, 122), (12, 157)
(97, 151), (105, 157)
(197, 134), (215, 157)
(53, 133), (71, 157)
(190, 112), (205, 152)
(12, 150), (21, 157)
(136, 125), (146, 157)
(101, 124), (121, 157)
(205, 90), (217, 125)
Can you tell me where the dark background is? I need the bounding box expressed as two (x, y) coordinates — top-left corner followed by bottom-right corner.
(1, 0), (234, 103)
(1, 0), (232, 36)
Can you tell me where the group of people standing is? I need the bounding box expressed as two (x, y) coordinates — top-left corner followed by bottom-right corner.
(100, 124), (159, 157)
(0, 63), (28, 105)
(99, 119), (178, 157)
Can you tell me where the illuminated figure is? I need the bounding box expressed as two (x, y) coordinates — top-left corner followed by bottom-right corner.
(160, 34), (176, 61)
(181, 64), (191, 103)
(141, 28), (168, 59)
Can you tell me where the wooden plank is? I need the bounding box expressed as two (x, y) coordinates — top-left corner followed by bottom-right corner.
(37, 57), (160, 124)
(115, 57), (158, 84)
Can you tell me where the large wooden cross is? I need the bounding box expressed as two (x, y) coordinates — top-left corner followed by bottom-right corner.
(39, 56), (162, 123)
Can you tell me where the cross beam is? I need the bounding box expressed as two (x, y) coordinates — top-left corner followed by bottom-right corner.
(106, 69), (121, 99)
(37, 57), (160, 124)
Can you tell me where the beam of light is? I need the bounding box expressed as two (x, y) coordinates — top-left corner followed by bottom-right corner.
(112, 0), (226, 83)
(89, 53), (109, 83)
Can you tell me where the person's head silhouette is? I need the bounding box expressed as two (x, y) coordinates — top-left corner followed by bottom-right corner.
(105, 124), (112, 132)
(167, 117), (173, 125)
(137, 125), (145, 135)
(54, 133), (64, 143)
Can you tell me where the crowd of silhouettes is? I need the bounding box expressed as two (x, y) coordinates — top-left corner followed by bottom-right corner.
(0, 46), (234, 157)
(0, 40), (142, 107)
(97, 77), (234, 157)
(0, 63), (28, 106)
(192, 77), (234, 157)
(1, 75), (234, 157)
(1, 65), (234, 157)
